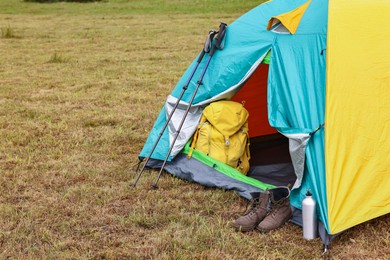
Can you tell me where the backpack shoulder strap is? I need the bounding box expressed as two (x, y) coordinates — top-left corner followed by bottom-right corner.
(188, 114), (207, 158)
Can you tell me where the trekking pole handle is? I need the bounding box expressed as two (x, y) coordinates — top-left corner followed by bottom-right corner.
(204, 30), (217, 53)
(197, 29), (217, 62)
(210, 22), (227, 56)
(216, 22), (227, 49)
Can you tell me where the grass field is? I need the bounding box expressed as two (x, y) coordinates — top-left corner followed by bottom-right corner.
(1, 0), (389, 258)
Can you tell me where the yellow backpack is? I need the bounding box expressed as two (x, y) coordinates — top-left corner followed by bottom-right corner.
(188, 100), (250, 175)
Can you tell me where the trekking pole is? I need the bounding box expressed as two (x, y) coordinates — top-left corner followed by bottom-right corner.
(150, 22), (228, 189)
(132, 29), (218, 187)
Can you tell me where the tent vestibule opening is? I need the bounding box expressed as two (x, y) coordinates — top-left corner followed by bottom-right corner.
(232, 63), (296, 188)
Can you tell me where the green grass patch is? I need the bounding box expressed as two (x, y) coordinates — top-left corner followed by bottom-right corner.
(0, 0), (262, 15)
(24, 0), (103, 2)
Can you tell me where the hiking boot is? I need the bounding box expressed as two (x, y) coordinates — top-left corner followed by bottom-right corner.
(231, 191), (270, 232)
(256, 186), (292, 232)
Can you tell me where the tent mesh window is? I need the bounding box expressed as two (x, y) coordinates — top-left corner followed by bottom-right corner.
(272, 23), (290, 34)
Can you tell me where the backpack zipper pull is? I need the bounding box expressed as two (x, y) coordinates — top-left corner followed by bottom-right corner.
(225, 136), (230, 146)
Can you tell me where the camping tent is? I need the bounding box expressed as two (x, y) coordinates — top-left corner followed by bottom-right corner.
(138, 0), (390, 245)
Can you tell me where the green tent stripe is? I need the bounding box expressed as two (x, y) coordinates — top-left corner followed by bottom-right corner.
(182, 142), (275, 191)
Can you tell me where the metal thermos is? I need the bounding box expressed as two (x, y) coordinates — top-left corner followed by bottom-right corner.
(302, 190), (318, 240)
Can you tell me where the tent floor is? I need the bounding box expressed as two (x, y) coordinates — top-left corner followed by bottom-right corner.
(146, 133), (296, 197)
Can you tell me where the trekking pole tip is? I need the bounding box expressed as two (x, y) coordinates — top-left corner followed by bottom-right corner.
(150, 184), (159, 190)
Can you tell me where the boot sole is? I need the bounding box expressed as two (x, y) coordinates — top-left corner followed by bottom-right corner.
(255, 213), (292, 233)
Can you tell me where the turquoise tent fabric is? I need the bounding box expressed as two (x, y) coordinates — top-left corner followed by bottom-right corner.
(266, 0), (328, 231)
(139, 0), (330, 232)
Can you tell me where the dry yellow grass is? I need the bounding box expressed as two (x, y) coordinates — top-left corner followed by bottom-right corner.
(0, 1), (389, 259)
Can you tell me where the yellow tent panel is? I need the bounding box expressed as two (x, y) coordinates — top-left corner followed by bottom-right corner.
(326, 0), (390, 234)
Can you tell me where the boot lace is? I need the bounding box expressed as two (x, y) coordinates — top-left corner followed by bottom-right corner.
(267, 200), (284, 217)
(242, 198), (266, 217)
